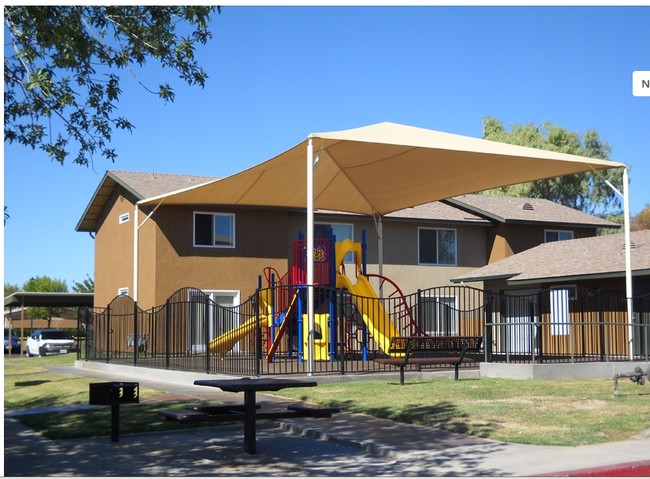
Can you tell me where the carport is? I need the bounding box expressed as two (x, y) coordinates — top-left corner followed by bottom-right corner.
(4, 292), (94, 355)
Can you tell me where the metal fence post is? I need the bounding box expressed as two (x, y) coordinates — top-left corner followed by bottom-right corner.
(255, 287), (262, 376)
(485, 292), (493, 362)
(535, 290), (543, 364)
(165, 299), (171, 370)
(106, 305), (111, 363)
(133, 301), (139, 366)
(205, 296), (210, 374)
(337, 288), (345, 375)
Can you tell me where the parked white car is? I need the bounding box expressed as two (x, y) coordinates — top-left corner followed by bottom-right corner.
(25, 329), (76, 357)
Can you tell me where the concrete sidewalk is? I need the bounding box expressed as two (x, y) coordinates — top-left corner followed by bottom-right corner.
(4, 362), (650, 477)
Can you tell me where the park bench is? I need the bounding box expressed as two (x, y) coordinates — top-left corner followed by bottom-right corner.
(376, 335), (483, 385)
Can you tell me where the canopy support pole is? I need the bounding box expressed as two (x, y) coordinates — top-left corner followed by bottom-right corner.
(307, 138), (315, 375)
(592, 165), (633, 360)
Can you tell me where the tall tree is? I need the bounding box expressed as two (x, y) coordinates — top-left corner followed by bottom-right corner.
(22, 275), (69, 329)
(5, 282), (20, 298)
(72, 275), (94, 293)
(4, 6), (218, 166)
(481, 117), (623, 215)
(632, 204), (650, 231)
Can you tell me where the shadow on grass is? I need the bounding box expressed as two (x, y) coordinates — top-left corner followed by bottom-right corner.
(15, 402), (212, 440)
(320, 398), (495, 439)
(15, 380), (51, 387)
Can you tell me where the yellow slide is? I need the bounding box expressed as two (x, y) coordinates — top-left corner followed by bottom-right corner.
(336, 273), (399, 355)
(208, 315), (264, 359)
(209, 289), (273, 358)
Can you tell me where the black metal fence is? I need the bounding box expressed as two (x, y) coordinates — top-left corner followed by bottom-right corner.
(78, 284), (650, 377)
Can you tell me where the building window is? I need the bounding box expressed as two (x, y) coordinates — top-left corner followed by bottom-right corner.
(550, 287), (575, 336)
(315, 222), (354, 262)
(189, 290), (240, 353)
(194, 212), (235, 248)
(418, 228), (456, 265)
(421, 295), (458, 335)
(315, 222), (353, 242)
(545, 230), (573, 243)
(118, 212), (130, 224)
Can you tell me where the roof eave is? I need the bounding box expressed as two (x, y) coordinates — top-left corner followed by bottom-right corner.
(507, 268), (650, 286)
(450, 273), (517, 284)
(442, 198), (505, 223)
(4, 292), (94, 308)
(75, 171), (145, 233)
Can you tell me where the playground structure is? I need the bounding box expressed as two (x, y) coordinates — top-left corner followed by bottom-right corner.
(208, 231), (416, 362)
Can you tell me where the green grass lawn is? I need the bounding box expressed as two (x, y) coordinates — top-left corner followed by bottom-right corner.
(4, 353), (210, 439)
(271, 376), (650, 447)
(5, 354), (650, 445)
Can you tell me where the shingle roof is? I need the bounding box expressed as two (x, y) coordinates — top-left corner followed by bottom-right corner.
(109, 170), (218, 199)
(445, 194), (619, 229)
(76, 170), (619, 234)
(320, 201), (490, 224)
(452, 229), (650, 285)
(76, 171), (217, 232)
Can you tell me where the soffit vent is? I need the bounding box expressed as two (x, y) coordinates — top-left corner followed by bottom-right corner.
(621, 241), (636, 251)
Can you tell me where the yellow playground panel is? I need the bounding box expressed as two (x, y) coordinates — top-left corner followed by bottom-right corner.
(301, 313), (330, 361)
(335, 239), (400, 356)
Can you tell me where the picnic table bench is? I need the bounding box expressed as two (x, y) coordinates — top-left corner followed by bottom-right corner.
(375, 335), (483, 385)
(159, 377), (339, 454)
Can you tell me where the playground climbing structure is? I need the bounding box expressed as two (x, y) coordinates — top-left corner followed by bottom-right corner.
(208, 231), (417, 363)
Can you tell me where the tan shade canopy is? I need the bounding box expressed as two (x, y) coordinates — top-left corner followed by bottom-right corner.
(141, 122), (625, 215)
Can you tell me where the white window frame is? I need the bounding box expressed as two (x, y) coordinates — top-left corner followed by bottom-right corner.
(117, 287), (129, 296)
(418, 227), (457, 266)
(193, 212), (236, 248)
(550, 286), (576, 336)
(189, 290), (240, 353)
(118, 212), (130, 224)
(544, 229), (573, 243)
(421, 294), (459, 335)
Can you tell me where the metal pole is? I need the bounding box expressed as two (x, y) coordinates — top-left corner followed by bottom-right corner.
(623, 168), (634, 360)
(307, 138), (315, 375)
(591, 165), (633, 359)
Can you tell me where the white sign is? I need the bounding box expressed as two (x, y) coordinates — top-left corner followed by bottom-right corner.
(633, 71), (650, 97)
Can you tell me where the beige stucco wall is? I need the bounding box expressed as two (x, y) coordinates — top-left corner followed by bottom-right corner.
(489, 224), (600, 263)
(94, 196), (603, 310)
(94, 188), (136, 308)
(139, 206), (295, 309)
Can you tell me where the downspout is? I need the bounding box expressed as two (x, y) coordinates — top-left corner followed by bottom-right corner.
(133, 200), (165, 303)
(133, 205), (139, 301)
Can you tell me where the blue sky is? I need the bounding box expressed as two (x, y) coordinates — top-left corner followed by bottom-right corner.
(3, 5), (650, 290)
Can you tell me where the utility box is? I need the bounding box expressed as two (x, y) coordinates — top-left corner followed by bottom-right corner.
(89, 382), (139, 405)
